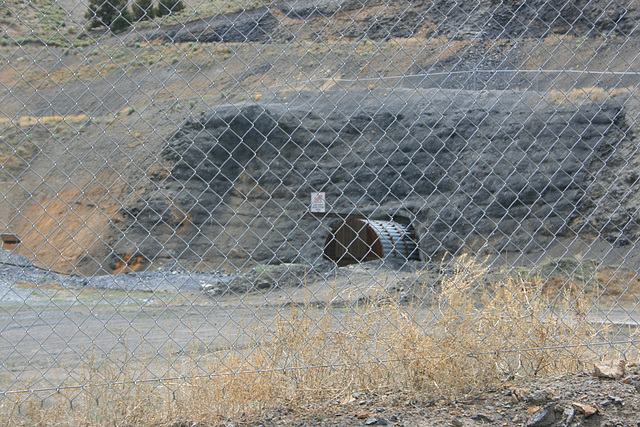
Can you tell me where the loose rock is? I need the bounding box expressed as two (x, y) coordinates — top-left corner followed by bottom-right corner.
(594, 360), (626, 379)
(525, 403), (557, 427)
(572, 402), (598, 416)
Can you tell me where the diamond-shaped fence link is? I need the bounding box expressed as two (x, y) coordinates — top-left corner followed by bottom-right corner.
(1, 0), (640, 420)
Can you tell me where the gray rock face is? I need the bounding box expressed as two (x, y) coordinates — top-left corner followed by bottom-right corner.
(121, 88), (629, 268)
(136, 0), (640, 45)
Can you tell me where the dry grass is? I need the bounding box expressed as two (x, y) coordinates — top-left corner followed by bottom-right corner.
(0, 257), (626, 425)
(512, 257), (640, 307)
(0, 114), (89, 127)
(545, 86), (636, 105)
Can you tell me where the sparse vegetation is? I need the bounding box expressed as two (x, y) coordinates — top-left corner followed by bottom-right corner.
(0, 124), (44, 176)
(505, 256), (640, 307)
(545, 86), (636, 105)
(163, 0), (276, 25)
(1, 0), (276, 44)
(0, 258), (629, 425)
(1, 0), (82, 46)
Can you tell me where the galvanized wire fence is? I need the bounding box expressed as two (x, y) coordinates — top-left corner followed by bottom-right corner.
(1, 0), (640, 420)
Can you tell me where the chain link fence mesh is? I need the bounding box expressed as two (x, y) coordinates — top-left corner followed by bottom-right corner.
(2, 0), (640, 419)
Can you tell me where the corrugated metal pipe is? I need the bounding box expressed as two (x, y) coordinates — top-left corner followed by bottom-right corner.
(323, 218), (419, 265)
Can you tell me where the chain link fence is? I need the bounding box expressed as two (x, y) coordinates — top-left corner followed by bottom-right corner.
(2, 0), (640, 421)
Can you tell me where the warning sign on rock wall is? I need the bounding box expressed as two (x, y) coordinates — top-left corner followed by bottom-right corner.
(311, 192), (326, 213)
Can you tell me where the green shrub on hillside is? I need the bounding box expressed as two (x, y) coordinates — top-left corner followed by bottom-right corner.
(84, 0), (132, 32)
(156, 0), (186, 18)
(132, 0), (155, 22)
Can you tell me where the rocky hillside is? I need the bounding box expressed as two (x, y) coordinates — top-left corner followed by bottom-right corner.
(115, 87), (634, 269)
(2, 0), (640, 274)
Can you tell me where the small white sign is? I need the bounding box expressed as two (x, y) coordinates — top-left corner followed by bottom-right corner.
(311, 192), (326, 213)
